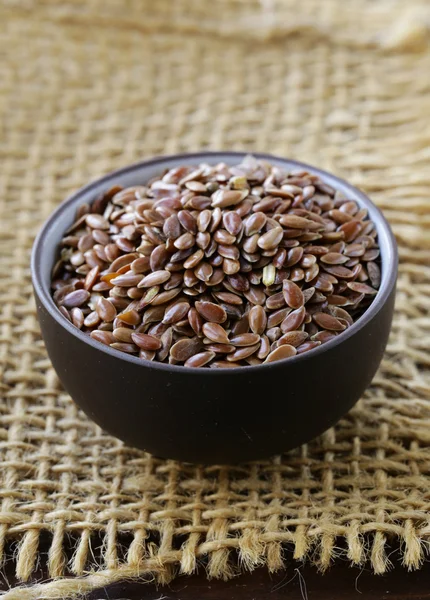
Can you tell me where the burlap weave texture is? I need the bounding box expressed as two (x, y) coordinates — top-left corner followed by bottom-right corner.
(0, 1), (429, 598)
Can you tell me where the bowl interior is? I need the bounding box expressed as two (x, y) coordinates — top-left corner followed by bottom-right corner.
(32, 152), (397, 372)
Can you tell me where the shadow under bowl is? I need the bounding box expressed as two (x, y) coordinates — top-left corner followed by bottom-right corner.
(32, 152), (398, 464)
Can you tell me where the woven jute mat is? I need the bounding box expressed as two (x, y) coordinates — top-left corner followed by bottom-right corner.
(1, 1), (429, 598)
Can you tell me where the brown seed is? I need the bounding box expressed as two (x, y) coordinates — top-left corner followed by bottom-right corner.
(347, 281), (378, 295)
(302, 287), (316, 303)
(96, 297), (117, 322)
(313, 312), (346, 331)
(257, 335), (271, 359)
(227, 344), (260, 362)
(209, 207), (222, 232)
(170, 337), (202, 362)
(90, 330), (115, 345)
(138, 270), (171, 288)
(230, 314), (249, 336)
(326, 294), (349, 306)
(84, 266), (100, 291)
(149, 244), (169, 271)
(129, 258), (150, 275)
(84, 311), (100, 328)
(113, 327), (134, 343)
(184, 351), (216, 368)
(86, 214), (109, 229)
(110, 342), (138, 353)
(214, 291), (243, 305)
(282, 280), (304, 309)
(245, 212), (267, 236)
(207, 268), (225, 287)
(138, 286), (160, 309)
(183, 249), (204, 269)
(267, 307), (291, 328)
(285, 246), (304, 267)
(156, 327), (173, 362)
(162, 301), (190, 325)
(266, 292), (286, 310)
(244, 286), (266, 306)
(197, 209), (212, 232)
(243, 233), (260, 254)
(266, 327), (282, 343)
(195, 301), (227, 324)
(339, 201), (359, 215)
(344, 243), (365, 257)
(178, 210), (197, 234)
(279, 215), (321, 230)
(188, 308), (203, 336)
(210, 361), (240, 369)
(367, 262), (381, 288)
(131, 332), (162, 351)
(230, 333), (260, 347)
(277, 330), (308, 347)
(151, 288), (182, 305)
(273, 248), (287, 269)
(163, 214), (181, 239)
(322, 265), (354, 279)
(264, 344), (297, 363)
(110, 273), (143, 287)
(196, 231), (211, 250)
(214, 229), (236, 245)
(227, 273), (250, 292)
(195, 262), (213, 282)
(320, 252), (349, 265)
(183, 270), (199, 288)
(187, 195), (212, 210)
(290, 268), (304, 282)
(313, 273), (333, 294)
(280, 306), (306, 333)
(257, 227), (283, 250)
(297, 340), (321, 354)
(70, 307), (84, 329)
(70, 251), (85, 267)
(205, 343), (235, 354)
(312, 330), (338, 343)
(328, 209), (353, 224)
(143, 305), (166, 325)
(211, 189), (245, 208)
(217, 244), (239, 260)
(138, 349), (155, 361)
(205, 239), (218, 258)
(339, 220), (362, 242)
(117, 309), (140, 325)
(62, 289), (90, 308)
(173, 232), (195, 250)
(363, 248), (380, 261)
(223, 258), (241, 275)
(223, 212), (242, 236)
(327, 306), (354, 326)
(249, 305), (267, 335)
(202, 322), (230, 344)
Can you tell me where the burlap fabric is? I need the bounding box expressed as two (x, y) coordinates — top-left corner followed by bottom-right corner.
(0, 1), (429, 598)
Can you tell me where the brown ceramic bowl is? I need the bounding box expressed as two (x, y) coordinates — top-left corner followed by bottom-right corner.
(32, 152), (397, 464)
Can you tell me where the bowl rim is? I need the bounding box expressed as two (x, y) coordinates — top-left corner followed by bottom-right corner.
(32, 151), (398, 374)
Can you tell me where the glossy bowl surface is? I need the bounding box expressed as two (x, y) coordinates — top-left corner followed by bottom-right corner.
(32, 152), (397, 463)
